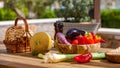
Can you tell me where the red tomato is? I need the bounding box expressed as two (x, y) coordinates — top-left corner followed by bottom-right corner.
(72, 39), (79, 45)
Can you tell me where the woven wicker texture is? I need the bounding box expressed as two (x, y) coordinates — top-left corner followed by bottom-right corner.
(106, 47), (120, 63)
(55, 42), (101, 54)
(3, 17), (32, 53)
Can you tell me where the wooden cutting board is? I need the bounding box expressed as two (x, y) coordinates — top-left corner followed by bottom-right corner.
(0, 44), (120, 68)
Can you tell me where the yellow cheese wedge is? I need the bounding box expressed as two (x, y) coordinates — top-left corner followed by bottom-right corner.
(30, 32), (52, 55)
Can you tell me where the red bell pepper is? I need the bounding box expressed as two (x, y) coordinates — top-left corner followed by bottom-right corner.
(94, 35), (102, 43)
(74, 52), (92, 63)
(84, 32), (95, 44)
(90, 32), (95, 39)
(76, 35), (85, 44)
(82, 36), (90, 44)
(87, 37), (94, 44)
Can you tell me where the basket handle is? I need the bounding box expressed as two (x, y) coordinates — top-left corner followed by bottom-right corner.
(14, 17), (29, 32)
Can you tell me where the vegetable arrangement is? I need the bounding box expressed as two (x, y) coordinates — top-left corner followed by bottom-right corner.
(71, 32), (105, 45)
(56, 28), (105, 45)
(29, 29), (106, 64)
(38, 52), (106, 63)
(55, 28), (106, 54)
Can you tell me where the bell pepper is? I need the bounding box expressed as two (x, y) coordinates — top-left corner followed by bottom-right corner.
(94, 35), (105, 43)
(74, 52), (92, 63)
(87, 37), (94, 44)
(90, 32), (95, 39)
(76, 35), (85, 44)
(82, 36), (90, 44)
(84, 33), (95, 44)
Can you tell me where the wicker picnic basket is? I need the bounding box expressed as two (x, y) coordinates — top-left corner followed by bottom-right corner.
(105, 47), (120, 63)
(3, 17), (32, 53)
(54, 22), (101, 54)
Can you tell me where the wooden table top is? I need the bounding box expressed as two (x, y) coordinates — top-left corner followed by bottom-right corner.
(0, 43), (120, 68)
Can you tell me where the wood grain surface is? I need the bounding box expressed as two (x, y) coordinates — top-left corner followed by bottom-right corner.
(0, 44), (120, 68)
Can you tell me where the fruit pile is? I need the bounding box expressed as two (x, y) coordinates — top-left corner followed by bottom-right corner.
(56, 28), (105, 45)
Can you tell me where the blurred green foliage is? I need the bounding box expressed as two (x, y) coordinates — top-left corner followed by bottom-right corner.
(0, 7), (28, 21)
(0, 8), (57, 20)
(55, 0), (94, 22)
(101, 9), (120, 28)
(0, 8), (17, 21)
(39, 9), (57, 18)
(17, 6), (28, 17)
(4, 0), (55, 19)
(1, 0), (94, 22)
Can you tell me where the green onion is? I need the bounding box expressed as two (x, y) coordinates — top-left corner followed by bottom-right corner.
(38, 52), (106, 63)
(91, 52), (106, 60)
